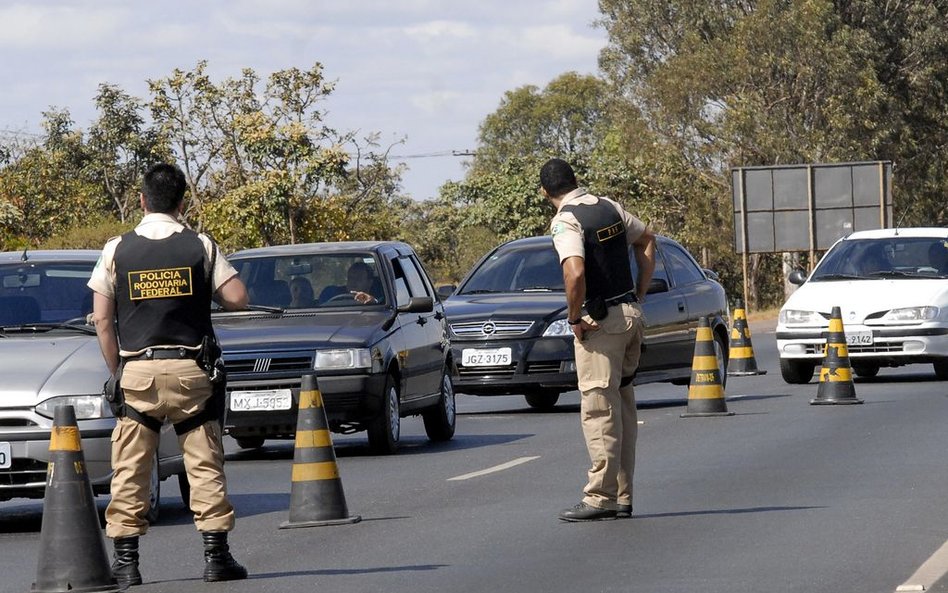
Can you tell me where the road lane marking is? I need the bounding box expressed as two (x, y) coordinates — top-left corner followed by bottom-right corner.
(896, 538), (948, 592)
(447, 456), (540, 481)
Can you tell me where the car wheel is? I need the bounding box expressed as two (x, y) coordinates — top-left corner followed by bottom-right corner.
(780, 358), (815, 384)
(852, 364), (880, 378)
(423, 369), (456, 442)
(145, 453), (160, 524)
(524, 391), (560, 410)
(934, 360), (948, 380)
(177, 472), (192, 512)
(367, 375), (400, 454)
(713, 328), (729, 390)
(235, 436), (265, 450)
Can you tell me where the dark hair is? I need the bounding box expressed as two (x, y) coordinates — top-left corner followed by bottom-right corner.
(540, 158), (578, 198)
(142, 163), (187, 213)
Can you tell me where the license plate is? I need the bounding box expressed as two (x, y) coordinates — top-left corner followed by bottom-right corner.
(462, 347), (512, 367)
(229, 389), (292, 412)
(846, 330), (872, 346)
(0, 442), (10, 469)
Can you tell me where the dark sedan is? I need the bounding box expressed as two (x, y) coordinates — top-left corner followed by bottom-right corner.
(214, 241), (455, 454)
(443, 235), (730, 409)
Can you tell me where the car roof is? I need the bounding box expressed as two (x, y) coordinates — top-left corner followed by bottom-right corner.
(230, 241), (415, 259)
(843, 227), (948, 240)
(497, 233), (677, 250)
(0, 249), (101, 263)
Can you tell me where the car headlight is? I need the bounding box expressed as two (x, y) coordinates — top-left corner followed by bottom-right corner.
(543, 319), (573, 337)
(36, 395), (113, 420)
(314, 348), (372, 370)
(779, 309), (823, 325)
(880, 307), (938, 323)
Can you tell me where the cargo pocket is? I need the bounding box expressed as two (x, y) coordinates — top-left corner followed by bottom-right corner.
(178, 372), (212, 415)
(120, 372), (157, 409)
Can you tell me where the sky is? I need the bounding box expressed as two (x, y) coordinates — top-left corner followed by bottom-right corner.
(0, 1), (608, 201)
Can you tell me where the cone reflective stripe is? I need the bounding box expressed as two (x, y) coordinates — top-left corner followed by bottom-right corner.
(727, 300), (766, 376)
(811, 306), (863, 405)
(682, 317), (734, 418)
(280, 374), (361, 528)
(31, 405), (119, 593)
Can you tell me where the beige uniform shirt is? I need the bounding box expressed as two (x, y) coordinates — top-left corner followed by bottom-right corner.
(87, 213), (239, 355)
(550, 188), (647, 263)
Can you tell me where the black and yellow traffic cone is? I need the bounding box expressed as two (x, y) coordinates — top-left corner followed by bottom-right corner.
(31, 405), (119, 593)
(727, 300), (766, 376)
(810, 306), (863, 405)
(681, 317), (734, 418)
(280, 374), (361, 529)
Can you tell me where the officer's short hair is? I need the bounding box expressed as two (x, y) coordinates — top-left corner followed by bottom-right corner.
(540, 158), (578, 198)
(142, 163), (187, 214)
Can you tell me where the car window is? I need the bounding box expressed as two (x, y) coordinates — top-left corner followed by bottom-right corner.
(662, 243), (705, 286)
(630, 244), (670, 288)
(399, 256), (432, 298)
(0, 261), (95, 324)
(812, 237), (948, 280)
(459, 244), (564, 294)
(234, 253), (386, 307)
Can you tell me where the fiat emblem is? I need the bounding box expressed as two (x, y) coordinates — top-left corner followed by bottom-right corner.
(482, 321), (496, 336)
(848, 311), (856, 321)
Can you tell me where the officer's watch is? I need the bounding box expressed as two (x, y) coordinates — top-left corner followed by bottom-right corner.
(568, 318), (583, 325)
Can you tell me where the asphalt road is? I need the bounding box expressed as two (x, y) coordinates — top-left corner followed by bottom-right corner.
(3, 322), (948, 593)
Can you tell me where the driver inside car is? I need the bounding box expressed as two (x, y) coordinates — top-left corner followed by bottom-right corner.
(318, 262), (380, 305)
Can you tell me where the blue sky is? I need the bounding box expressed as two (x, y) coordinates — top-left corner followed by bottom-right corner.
(0, 1), (607, 200)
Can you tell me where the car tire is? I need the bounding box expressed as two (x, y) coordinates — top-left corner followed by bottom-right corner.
(780, 358), (816, 384)
(423, 368), (456, 442)
(177, 472), (192, 512)
(367, 375), (400, 454)
(235, 436), (265, 450)
(713, 327), (729, 390)
(145, 453), (160, 524)
(934, 360), (948, 380)
(853, 364), (880, 378)
(524, 391), (560, 410)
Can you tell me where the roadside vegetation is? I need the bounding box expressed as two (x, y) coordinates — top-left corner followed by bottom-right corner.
(2, 2), (946, 310)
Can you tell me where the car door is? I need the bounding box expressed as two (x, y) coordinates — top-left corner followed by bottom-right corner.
(390, 254), (442, 399)
(661, 242), (714, 367)
(633, 243), (691, 372)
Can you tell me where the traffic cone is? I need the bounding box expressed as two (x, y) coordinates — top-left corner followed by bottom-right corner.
(31, 405), (119, 593)
(280, 374), (361, 528)
(727, 300), (766, 376)
(681, 317), (734, 418)
(810, 306), (863, 405)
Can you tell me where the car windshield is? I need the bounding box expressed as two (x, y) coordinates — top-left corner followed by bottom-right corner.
(811, 237), (948, 280)
(0, 260), (96, 325)
(459, 243), (564, 294)
(233, 252), (387, 308)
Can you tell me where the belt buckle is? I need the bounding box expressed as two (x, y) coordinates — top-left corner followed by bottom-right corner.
(144, 348), (154, 360)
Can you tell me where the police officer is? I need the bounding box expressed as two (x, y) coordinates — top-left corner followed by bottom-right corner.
(540, 158), (656, 522)
(88, 163), (249, 587)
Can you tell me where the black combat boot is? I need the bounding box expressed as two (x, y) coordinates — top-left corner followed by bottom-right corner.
(202, 531), (248, 582)
(111, 536), (142, 590)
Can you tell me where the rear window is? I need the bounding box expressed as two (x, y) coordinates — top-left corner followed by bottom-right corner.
(0, 261), (95, 324)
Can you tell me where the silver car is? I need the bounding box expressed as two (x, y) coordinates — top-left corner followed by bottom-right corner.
(0, 250), (186, 519)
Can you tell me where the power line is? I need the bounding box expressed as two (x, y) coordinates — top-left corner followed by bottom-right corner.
(388, 149), (476, 160)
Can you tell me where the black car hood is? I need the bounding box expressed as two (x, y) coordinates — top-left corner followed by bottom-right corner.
(444, 293), (567, 323)
(212, 309), (389, 351)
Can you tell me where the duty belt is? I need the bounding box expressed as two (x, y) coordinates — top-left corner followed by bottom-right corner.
(124, 347), (198, 362)
(604, 291), (637, 307)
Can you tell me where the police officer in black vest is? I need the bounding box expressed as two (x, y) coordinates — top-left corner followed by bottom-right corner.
(541, 158), (656, 522)
(89, 163), (249, 587)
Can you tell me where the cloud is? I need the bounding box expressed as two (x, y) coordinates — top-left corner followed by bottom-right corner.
(0, 3), (127, 50)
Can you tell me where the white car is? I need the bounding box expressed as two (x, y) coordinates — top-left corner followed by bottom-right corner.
(0, 250), (186, 520)
(776, 227), (948, 383)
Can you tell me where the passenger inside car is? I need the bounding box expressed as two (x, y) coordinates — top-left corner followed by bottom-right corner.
(288, 277), (316, 308)
(858, 244), (891, 275)
(928, 241), (948, 274)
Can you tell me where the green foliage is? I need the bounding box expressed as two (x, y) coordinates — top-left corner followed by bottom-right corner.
(38, 215), (135, 250)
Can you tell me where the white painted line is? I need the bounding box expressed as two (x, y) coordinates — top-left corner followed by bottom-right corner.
(896, 538), (948, 592)
(447, 456), (540, 481)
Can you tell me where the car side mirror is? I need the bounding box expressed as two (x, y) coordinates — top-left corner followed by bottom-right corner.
(788, 269), (808, 286)
(702, 268), (721, 282)
(647, 278), (669, 294)
(397, 296), (434, 313)
(436, 285), (456, 299)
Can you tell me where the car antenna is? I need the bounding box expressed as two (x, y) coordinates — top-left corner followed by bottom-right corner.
(20, 246), (29, 262)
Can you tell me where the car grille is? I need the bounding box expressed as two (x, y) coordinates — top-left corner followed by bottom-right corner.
(0, 459), (47, 487)
(224, 356), (313, 374)
(457, 364), (517, 377)
(804, 342), (905, 355)
(527, 362), (561, 374)
(450, 320), (534, 338)
(0, 418), (39, 427)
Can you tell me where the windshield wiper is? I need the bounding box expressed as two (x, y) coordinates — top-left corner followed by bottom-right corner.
(0, 323), (97, 335)
(864, 270), (923, 278)
(462, 289), (503, 294)
(811, 273), (864, 281)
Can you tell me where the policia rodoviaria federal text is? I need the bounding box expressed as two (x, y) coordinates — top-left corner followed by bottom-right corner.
(89, 163), (250, 588)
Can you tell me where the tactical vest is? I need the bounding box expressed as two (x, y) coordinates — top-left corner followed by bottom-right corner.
(560, 198), (634, 301)
(113, 229), (213, 351)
